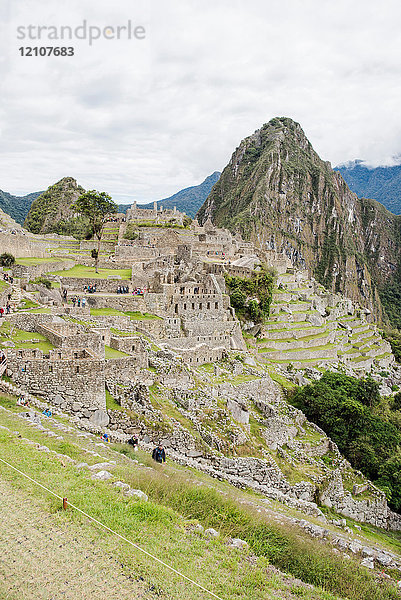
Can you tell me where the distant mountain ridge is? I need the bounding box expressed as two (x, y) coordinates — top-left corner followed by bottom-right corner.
(1, 172), (220, 230)
(118, 172), (221, 218)
(0, 189), (43, 225)
(335, 160), (401, 215)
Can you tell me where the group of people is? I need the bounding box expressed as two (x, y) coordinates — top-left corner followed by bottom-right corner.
(116, 286), (130, 294)
(84, 284), (97, 294)
(3, 273), (14, 284)
(132, 287), (145, 296)
(100, 432), (166, 464)
(17, 396), (29, 407)
(0, 303), (11, 317)
(71, 297), (86, 308)
(42, 408), (52, 417)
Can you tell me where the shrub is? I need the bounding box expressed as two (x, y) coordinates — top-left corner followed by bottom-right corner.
(225, 264), (275, 323)
(34, 276), (52, 290)
(290, 372), (401, 510)
(0, 252), (15, 267)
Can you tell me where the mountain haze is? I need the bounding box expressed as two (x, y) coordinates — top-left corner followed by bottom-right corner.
(198, 117), (401, 325)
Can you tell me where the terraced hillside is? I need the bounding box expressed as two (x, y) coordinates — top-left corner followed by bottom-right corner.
(250, 271), (393, 372)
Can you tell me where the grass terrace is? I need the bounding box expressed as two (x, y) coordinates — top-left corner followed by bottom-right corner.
(90, 308), (161, 321)
(15, 257), (67, 266)
(104, 345), (130, 359)
(0, 322), (54, 353)
(50, 265), (132, 279)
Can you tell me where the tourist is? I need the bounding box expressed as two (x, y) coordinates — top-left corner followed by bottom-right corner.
(101, 432), (110, 443)
(0, 307), (4, 317)
(72, 297), (76, 307)
(127, 435), (139, 451)
(42, 408), (52, 417)
(82, 297), (86, 308)
(152, 444), (166, 464)
(77, 298), (81, 307)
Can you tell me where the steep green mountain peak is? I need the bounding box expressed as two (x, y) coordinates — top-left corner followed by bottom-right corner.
(197, 116), (401, 325)
(24, 176), (86, 235)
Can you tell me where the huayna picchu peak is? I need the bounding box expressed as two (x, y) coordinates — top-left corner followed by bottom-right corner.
(198, 116), (401, 327)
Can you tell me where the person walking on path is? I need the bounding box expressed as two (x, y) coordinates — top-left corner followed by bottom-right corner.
(152, 444), (166, 464)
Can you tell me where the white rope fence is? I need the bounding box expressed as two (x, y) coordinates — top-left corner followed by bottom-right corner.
(0, 456), (225, 600)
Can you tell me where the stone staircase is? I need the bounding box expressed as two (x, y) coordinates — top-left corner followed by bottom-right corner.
(254, 271), (394, 371)
(9, 284), (22, 309)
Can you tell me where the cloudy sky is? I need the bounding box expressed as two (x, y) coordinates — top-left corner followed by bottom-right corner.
(1, 0), (401, 204)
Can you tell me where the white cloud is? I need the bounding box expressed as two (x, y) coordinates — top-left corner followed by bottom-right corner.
(1, 0), (401, 202)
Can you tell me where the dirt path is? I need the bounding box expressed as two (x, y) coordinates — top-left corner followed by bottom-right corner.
(0, 479), (148, 600)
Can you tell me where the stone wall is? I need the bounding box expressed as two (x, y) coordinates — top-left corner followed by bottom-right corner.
(319, 468), (401, 530)
(6, 347), (106, 412)
(0, 232), (49, 259)
(8, 312), (57, 331)
(109, 337), (148, 367)
(163, 341), (227, 365)
(36, 323), (105, 358)
(12, 259), (75, 280)
(59, 277), (132, 293)
(83, 294), (148, 312)
(103, 356), (149, 379)
(114, 245), (160, 261)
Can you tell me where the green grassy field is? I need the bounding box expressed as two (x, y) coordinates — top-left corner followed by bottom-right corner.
(0, 399), (400, 600)
(16, 257), (67, 266)
(50, 265), (132, 279)
(0, 322), (53, 352)
(105, 345), (130, 359)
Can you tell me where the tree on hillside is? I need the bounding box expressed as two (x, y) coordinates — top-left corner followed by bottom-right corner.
(72, 190), (117, 272)
(0, 253), (15, 267)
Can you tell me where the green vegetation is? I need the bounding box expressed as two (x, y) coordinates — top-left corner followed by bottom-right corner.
(123, 223), (139, 240)
(134, 220), (189, 229)
(91, 307), (124, 316)
(16, 257), (66, 266)
(50, 265), (132, 279)
(224, 264), (275, 324)
(0, 252), (15, 267)
(32, 276), (52, 289)
(382, 329), (401, 363)
(71, 190), (117, 273)
(125, 311), (161, 320)
(2, 398), (401, 599)
(0, 280), (10, 293)
(104, 345), (129, 359)
(0, 321), (53, 353)
(290, 372), (401, 510)
(105, 389), (121, 410)
(24, 177), (87, 236)
(0, 421), (341, 600)
(17, 299), (39, 310)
